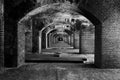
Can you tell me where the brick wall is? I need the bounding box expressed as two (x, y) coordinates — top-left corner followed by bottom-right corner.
(17, 0), (120, 68)
(0, 0), (4, 72)
(80, 0), (120, 68)
(18, 23), (25, 67)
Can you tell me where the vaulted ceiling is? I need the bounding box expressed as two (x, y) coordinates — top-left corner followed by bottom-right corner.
(19, 2), (94, 35)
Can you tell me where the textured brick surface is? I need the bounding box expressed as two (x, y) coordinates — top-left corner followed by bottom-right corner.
(81, 32), (94, 54)
(0, 0), (4, 72)
(25, 32), (32, 53)
(74, 32), (79, 49)
(18, 23), (26, 67)
(81, 0), (120, 68)
(18, 0), (120, 68)
(101, 11), (120, 68)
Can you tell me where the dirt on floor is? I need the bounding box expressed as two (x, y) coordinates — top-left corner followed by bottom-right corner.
(0, 63), (120, 80)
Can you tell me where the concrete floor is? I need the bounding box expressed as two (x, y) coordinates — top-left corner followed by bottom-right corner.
(42, 48), (79, 54)
(25, 53), (93, 64)
(0, 63), (120, 80)
(1, 41), (120, 80)
(42, 41), (79, 54)
(50, 41), (72, 48)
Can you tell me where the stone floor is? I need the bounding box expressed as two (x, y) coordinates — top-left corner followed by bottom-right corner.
(25, 53), (93, 64)
(50, 41), (72, 48)
(42, 48), (79, 53)
(1, 41), (120, 80)
(0, 63), (120, 80)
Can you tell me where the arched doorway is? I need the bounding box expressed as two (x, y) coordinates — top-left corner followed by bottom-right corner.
(17, 2), (101, 67)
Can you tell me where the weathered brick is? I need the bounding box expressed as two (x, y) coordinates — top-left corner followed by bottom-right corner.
(0, 0), (4, 72)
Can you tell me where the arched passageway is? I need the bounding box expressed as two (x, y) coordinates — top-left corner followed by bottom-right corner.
(17, 1), (101, 67)
(2, 0), (120, 69)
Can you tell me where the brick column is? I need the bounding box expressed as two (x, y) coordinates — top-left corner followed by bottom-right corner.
(70, 34), (73, 46)
(73, 32), (79, 49)
(18, 23), (25, 67)
(0, 0), (4, 71)
(95, 12), (120, 68)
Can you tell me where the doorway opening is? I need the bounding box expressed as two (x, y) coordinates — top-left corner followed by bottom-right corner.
(18, 3), (99, 65)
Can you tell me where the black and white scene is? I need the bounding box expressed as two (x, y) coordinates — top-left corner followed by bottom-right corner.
(0, 0), (120, 80)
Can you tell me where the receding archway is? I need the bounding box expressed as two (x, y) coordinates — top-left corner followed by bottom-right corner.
(17, 2), (101, 67)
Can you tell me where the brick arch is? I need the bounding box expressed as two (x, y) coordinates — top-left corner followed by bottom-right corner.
(17, 2), (102, 67)
(76, 7), (102, 67)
